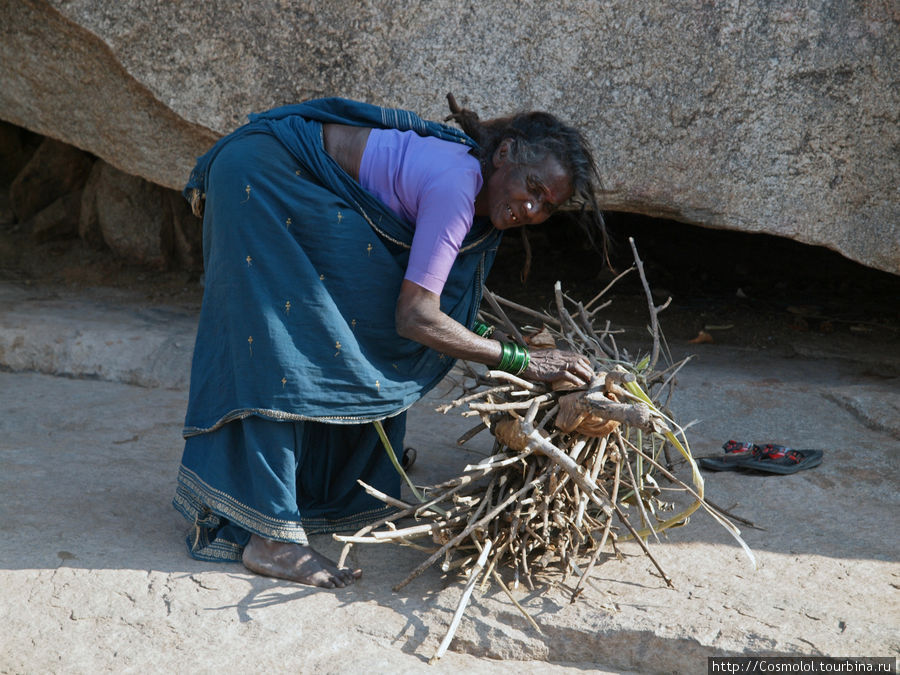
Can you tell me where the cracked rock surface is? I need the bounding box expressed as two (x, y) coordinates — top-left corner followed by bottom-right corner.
(1, 282), (897, 672)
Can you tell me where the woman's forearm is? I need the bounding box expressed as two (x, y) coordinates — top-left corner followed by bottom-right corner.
(396, 280), (593, 385)
(395, 280), (502, 365)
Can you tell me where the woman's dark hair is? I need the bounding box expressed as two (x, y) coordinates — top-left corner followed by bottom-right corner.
(445, 93), (608, 257)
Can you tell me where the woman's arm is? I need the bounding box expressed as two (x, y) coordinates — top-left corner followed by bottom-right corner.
(396, 280), (593, 386)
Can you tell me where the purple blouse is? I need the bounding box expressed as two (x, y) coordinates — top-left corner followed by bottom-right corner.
(358, 128), (482, 295)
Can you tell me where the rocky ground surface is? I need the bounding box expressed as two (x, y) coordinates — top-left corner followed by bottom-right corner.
(1, 214), (899, 673)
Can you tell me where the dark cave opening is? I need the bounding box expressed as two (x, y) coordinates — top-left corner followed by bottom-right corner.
(487, 211), (900, 355)
(491, 210), (899, 323)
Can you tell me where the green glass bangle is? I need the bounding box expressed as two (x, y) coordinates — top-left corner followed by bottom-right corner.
(474, 321), (495, 338)
(509, 347), (523, 372)
(511, 345), (526, 375)
(497, 342), (515, 371)
(496, 342), (530, 375)
(512, 345), (531, 375)
(517, 347), (531, 375)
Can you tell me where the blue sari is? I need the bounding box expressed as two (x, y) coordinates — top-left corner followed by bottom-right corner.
(173, 99), (502, 561)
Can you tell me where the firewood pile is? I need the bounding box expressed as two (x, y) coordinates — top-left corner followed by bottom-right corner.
(335, 240), (753, 661)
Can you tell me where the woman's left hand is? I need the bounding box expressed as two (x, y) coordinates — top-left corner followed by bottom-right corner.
(522, 348), (593, 386)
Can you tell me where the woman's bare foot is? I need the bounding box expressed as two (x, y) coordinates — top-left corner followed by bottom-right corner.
(241, 534), (362, 588)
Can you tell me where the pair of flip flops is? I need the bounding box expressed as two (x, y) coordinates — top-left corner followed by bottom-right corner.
(699, 440), (823, 475)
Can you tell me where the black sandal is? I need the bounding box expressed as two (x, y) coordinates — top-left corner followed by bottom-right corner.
(401, 447), (417, 471)
(739, 444), (823, 475)
(698, 441), (822, 475)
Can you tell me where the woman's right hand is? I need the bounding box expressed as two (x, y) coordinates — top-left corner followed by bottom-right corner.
(522, 348), (593, 387)
(394, 281), (593, 387)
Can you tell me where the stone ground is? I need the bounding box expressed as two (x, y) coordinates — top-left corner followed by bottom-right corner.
(1, 216), (899, 673)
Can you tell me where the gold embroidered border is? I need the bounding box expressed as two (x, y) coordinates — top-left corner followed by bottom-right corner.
(183, 530), (244, 562)
(175, 465), (398, 544)
(301, 504), (396, 535)
(175, 465), (309, 544)
(183, 404), (411, 438)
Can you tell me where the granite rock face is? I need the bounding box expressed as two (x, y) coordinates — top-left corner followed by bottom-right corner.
(78, 160), (201, 269)
(1, 0), (897, 274)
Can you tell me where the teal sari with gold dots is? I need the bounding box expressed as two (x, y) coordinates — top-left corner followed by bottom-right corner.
(172, 99), (501, 561)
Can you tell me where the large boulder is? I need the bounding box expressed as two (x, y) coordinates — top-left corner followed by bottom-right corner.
(30, 190), (83, 243)
(79, 160), (200, 269)
(0, 0), (897, 274)
(9, 137), (93, 223)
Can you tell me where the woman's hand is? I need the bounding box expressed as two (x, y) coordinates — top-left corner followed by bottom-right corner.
(394, 281), (592, 386)
(523, 349), (593, 386)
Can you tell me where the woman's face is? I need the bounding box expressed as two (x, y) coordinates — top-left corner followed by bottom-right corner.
(480, 140), (574, 230)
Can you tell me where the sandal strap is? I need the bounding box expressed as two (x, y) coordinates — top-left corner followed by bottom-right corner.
(722, 440), (755, 455)
(720, 440), (804, 465)
(760, 444), (802, 463)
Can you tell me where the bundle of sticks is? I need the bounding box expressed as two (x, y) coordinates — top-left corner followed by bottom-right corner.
(335, 239), (752, 661)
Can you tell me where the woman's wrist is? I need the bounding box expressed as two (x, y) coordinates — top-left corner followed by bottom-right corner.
(472, 321), (529, 375)
(496, 341), (530, 375)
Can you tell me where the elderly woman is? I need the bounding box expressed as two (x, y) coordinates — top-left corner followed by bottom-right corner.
(173, 96), (603, 588)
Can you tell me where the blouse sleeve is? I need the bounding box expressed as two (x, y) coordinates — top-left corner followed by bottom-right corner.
(403, 164), (481, 295)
